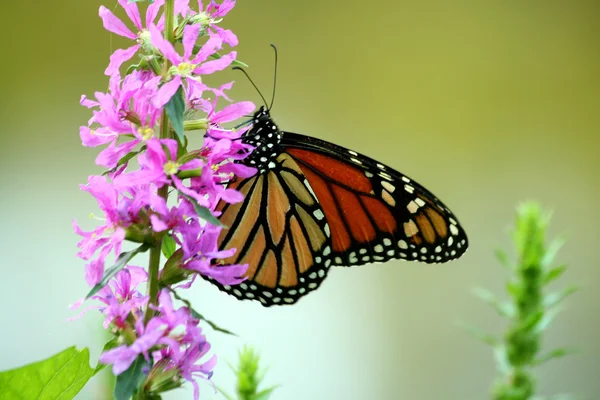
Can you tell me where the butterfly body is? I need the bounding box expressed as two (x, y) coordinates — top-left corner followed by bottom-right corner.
(210, 107), (468, 306)
(240, 108), (283, 173)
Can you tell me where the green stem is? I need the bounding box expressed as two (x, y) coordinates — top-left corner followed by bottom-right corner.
(144, 0), (176, 325)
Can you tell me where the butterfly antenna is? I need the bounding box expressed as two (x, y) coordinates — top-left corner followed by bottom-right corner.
(232, 66), (269, 108)
(269, 44), (278, 111)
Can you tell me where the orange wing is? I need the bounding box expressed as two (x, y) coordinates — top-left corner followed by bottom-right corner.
(282, 132), (468, 267)
(211, 153), (333, 306)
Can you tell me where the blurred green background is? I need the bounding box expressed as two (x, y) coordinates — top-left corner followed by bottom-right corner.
(1, 0), (598, 399)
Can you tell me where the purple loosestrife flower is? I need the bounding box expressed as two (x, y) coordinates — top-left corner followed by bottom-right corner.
(80, 71), (161, 169)
(182, 0), (239, 46)
(150, 23), (236, 107)
(76, 0), (256, 396)
(99, 290), (217, 398)
(99, 0), (166, 76)
(178, 220), (248, 285)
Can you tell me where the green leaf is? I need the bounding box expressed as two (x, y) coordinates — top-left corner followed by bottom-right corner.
(216, 386), (236, 400)
(472, 287), (514, 318)
(102, 146), (145, 176)
(456, 321), (498, 346)
(543, 264), (567, 285)
(114, 355), (150, 400)
(86, 244), (151, 298)
(169, 289), (237, 336)
(179, 192), (224, 227)
(255, 386), (279, 400)
(95, 338), (119, 373)
(492, 345), (510, 374)
(541, 236), (566, 268)
(544, 286), (578, 309)
(532, 347), (577, 366)
(165, 86), (185, 142)
(0, 347), (97, 400)
(494, 249), (511, 270)
(161, 234), (177, 258)
(534, 306), (563, 334)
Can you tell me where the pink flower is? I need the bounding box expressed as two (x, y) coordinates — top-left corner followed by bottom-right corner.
(179, 222), (248, 285)
(183, 0), (239, 47)
(113, 138), (201, 189)
(80, 71), (162, 169)
(150, 24), (236, 107)
(99, 0), (166, 76)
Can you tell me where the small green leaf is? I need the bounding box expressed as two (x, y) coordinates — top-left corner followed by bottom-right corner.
(179, 192), (224, 227)
(456, 321), (498, 346)
(256, 386), (279, 400)
(0, 347), (97, 400)
(472, 287), (515, 318)
(161, 234), (177, 258)
(217, 386), (236, 400)
(544, 286), (578, 309)
(102, 147), (144, 176)
(493, 345), (510, 374)
(543, 264), (567, 285)
(532, 347), (577, 366)
(169, 289), (237, 336)
(521, 310), (545, 331)
(541, 236), (566, 268)
(534, 306), (563, 334)
(165, 86), (185, 142)
(495, 249), (511, 269)
(95, 338), (119, 373)
(114, 355), (150, 400)
(86, 244), (151, 298)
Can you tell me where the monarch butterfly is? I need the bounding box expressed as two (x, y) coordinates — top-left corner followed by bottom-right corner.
(206, 52), (468, 307)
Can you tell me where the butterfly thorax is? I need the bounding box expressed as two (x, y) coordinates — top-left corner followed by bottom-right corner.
(242, 107), (282, 173)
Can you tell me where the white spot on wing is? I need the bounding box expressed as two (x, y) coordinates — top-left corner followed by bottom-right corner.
(381, 181), (395, 193)
(450, 224), (459, 236)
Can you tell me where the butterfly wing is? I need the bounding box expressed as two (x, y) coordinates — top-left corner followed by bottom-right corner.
(280, 131), (469, 267)
(212, 152), (334, 306)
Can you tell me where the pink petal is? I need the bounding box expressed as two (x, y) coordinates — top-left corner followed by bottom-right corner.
(80, 95), (99, 109)
(180, 159), (203, 171)
(99, 6), (137, 40)
(194, 51), (236, 75)
(182, 24), (201, 61)
(118, 0), (142, 30)
(191, 34), (223, 65)
(104, 45), (140, 76)
(153, 76), (182, 108)
(96, 140), (139, 168)
(150, 214), (168, 232)
(80, 126), (112, 147)
(212, 101), (255, 124)
(212, 26), (238, 47)
(149, 24), (182, 65)
(146, 0), (166, 26)
(211, 0), (236, 18)
(219, 162), (257, 178)
(219, 188), (244, 203)
(175, 0), (192, 16)
(162, 138), (179, 160)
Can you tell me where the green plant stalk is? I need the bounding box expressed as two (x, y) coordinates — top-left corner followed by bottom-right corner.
(144, 0), (176, 329)
(490, 203), (572, 400)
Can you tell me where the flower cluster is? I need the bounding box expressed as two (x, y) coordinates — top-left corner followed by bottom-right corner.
(73, 0), (254, 397)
